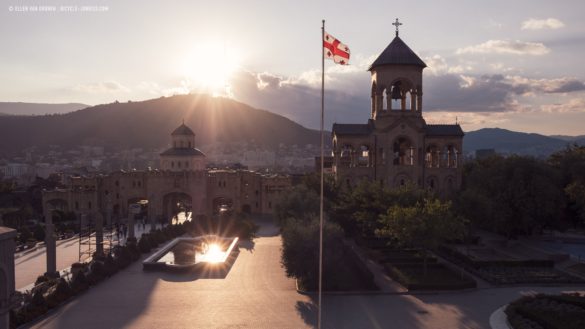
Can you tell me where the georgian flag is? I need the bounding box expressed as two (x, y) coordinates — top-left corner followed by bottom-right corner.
(323, 32), (350, 65)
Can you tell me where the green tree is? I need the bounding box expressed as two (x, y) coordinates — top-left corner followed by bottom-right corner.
(274, 185), (319, 226)
(377, 198), (467, 275)
(280, 217), (344, 290)
(461, 155), (564, 237)
(550, 145), (585, 225)
(330, 180), (429, 237)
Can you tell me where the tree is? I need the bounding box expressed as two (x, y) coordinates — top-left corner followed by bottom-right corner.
(274, 185), (319, 226)
(461, 155), (564, 237)
(280, 217), (344, 290)
(550, 145), (585, 225)
(376, 198), (467, 275)
(330, 180), (429, 237)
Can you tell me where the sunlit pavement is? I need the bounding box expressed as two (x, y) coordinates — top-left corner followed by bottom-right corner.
(27, 220), (585, 329)
(15, 223), (157, 291)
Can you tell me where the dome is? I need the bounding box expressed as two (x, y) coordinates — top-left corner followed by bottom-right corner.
(171, 123), (195, 136)
(368, 36), (427, 71)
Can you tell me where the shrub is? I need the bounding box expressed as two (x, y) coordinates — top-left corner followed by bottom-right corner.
(138, 236), (152, 253)
(26, 290), (48, 319)
(103, 254), (119, 276)
(18, 227), (32, 244)
(126, 243), (141, 261)
(114, 246), (132, 268)
(45, 278), (72, 309)
(384, 263), (476, 290)
(33, 224), (45, 242)
(87, 261), (105, 285)
(34, 274), (50, 286)
(70, 271), (89, 294)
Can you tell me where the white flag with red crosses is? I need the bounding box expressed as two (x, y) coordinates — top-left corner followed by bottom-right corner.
(323, 31), (350, 65)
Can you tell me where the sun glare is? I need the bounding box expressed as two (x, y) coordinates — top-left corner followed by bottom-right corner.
(205, 243), (224, 263)
(181, 42), (240, 96)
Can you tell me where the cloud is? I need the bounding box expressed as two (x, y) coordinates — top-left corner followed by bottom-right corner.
(224, 65), (585, 131)
(425, 73), (585, 113)
(230, 69), (370, 129)
(73, 81), (129, 93)
(424, 55), (472, 76)
(456, 40), (550, 55)
(521, 18), (565, 30)
(505, 76), (585, 94)
(540, 98), (585, 113)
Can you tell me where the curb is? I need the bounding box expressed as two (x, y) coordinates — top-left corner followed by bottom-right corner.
(294, 279), (480, 296)
(489, 305), (512, 329)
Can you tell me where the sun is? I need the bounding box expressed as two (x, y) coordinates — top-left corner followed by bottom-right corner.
(205, 243), (224, 263)
(180, 42), (240, 96)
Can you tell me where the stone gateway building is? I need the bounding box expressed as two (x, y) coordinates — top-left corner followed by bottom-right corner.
(332, 29), (464, 195)
(42, 124), (291, 227)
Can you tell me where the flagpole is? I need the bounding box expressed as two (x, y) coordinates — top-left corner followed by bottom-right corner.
(318, 18), (325, 329)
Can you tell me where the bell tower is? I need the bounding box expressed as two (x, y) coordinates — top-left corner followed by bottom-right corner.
(369, 19), (426, 120)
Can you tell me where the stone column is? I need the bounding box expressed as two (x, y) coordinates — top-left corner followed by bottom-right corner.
(95, 212), (104, 256)
(45, 215), (57, 275)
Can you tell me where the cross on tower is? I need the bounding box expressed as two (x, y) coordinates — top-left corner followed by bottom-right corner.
(393, 18), (402, 37)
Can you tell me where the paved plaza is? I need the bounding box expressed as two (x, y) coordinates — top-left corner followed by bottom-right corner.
(18, 220), (585, 329)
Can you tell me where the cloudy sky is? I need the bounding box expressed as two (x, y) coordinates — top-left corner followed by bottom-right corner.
(1, 0), (585, 135)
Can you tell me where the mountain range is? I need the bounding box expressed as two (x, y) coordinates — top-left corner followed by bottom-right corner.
(0, 96), (582, 158)
(0, 95), (322, 157)
(0, 102), (87, 116)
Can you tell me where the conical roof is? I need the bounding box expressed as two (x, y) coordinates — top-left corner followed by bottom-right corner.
(171, 123), (195, 136)
(369, 36), (426, 70)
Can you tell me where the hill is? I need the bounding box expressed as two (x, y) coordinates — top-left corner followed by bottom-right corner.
(0, 102), (88, 116)
(0, 94), (323, 156)
(464, 128), (574, 157)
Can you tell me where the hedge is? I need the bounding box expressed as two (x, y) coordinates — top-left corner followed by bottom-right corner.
(384, 263), (477, 291)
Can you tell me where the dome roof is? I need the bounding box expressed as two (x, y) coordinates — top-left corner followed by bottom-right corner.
(369, 36), (427, 70)
(160, 148), (205, 157)
(171, 123), (195, 136)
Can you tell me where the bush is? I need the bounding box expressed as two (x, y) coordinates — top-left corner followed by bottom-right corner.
(18, 227), (32, 244)
(87, 261), (105, 285)
(34, 274), (50, 286)
(33, 224), (45, 241)
(506, 294), (585, 329)
(70, 271), (89, 294)
(384, 263), (476, 290)
(113, 246), (132, 268)
(45, 278), (72, 308)
(126, 243), (141, 261)
(138, 236), (152, 253)
(103, 254), (119, 276)
(26, 290), (48, 318)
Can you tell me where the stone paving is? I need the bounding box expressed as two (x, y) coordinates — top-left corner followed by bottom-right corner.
(21, 220), (585, 329)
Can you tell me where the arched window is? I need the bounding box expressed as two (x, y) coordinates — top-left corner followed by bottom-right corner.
(340, 145), (353, 167)
(393, 137), (414, 165)
(171, 162), (174, 168)
(446, 145), (459, 168)
(426, 145), (440, 168)
(358, 145), (370, 167)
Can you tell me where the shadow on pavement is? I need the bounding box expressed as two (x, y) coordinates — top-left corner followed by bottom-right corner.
(238, 239), (256, 252)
